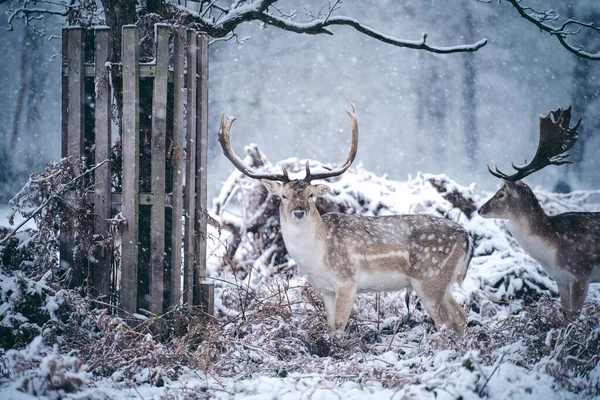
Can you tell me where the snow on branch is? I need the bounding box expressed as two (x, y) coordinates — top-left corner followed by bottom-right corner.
(186, 0), (488, 53)
(505, 0), (600, 61)
(2, 1), (70, 34)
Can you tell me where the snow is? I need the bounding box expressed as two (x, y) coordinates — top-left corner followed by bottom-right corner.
(1, 165), (600, 399)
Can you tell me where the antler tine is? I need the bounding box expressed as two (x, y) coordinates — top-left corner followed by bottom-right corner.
(487, 106), (581, 182)
(218, 114), (289, 182)
(305, 103), (359, 182)
(487, 164), (511, 180)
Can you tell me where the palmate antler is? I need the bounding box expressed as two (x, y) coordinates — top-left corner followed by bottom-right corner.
(218, 104), (359, 183)
(488, 106), (582, 182)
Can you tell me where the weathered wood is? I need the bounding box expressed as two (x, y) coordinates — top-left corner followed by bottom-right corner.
(66, 27), (85, 165)
(149, 24), (169, 316)
(92, 26), (113, 299)
(183, 30), (198, 307)
(79, 64), (166, 79)
(121, 25), (140, 314)
(61, 29), (69, 158)
(60, 27), (86, 288)
(195, 33), (214, 314)
(169, 27), (186, 308)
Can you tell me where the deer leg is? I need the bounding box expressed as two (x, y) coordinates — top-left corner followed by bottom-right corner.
(569, 276), (589, 314)
(410, 281), (442, 330)
(334, 282), (357, 331)
(555, 280), (572, 311)
(444, 291), (466, 336)
(322, 292), (336, 331)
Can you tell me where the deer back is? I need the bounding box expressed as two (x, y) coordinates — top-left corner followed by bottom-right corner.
(319, 213), (472, 290)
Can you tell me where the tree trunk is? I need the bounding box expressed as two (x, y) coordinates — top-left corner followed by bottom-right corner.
(462, 1), (478, 168)
(100, 0), (137, 61)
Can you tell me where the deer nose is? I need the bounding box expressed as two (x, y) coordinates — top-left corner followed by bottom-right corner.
(292, 210), (305, 219)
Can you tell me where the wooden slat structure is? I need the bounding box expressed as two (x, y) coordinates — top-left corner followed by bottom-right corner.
(92, 26), (112, 299)
(60, 25), (213, 318)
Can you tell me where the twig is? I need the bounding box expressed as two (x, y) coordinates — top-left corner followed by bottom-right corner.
(0, 159), (111, 246)
(479, 351), (507, 396)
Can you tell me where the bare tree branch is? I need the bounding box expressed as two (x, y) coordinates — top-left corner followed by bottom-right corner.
(187, 1), (488, 53)
(505, 0), (600, 60)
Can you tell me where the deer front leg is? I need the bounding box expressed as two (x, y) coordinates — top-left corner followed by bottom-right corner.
(555, 280), (572, 311)
(333, 281), (357, 331)
(569, 276), (589, 313)
(322, 292), (336, 330)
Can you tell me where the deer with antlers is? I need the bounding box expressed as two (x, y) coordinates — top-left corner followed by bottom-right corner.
(479, 107), (600, 313)
(218, 105), (473, 335)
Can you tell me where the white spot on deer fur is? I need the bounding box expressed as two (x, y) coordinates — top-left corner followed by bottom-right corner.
(350, 250), (410, 264)
(432, 257), (438, 264)
(424, 247), (430, 253)
(428, 234), (435, 240)
(440, 243), (458, 269)
(420, 234), (426, 240)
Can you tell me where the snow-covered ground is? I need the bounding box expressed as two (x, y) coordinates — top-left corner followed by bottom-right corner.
(1, 163), (600, 399)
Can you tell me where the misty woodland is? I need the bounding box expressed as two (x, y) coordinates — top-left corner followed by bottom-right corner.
(1, 1), (600, 399)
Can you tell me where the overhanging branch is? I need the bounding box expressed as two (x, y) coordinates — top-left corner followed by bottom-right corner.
(505, 0), (600, 60)
(190, 2), (488, 54)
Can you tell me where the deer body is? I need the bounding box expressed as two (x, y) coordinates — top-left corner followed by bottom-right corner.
(479, 181), (600, 312)
(218, 104), (473, 334)
(479, 107), (599, 313)
(263, 179), (473, 334)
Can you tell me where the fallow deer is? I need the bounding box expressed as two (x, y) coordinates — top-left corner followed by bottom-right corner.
(478, 106), (600, 313)
(218, 104), (474, 334)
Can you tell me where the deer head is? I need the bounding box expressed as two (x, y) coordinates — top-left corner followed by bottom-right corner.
(218, 104), (358, 224)
(479, 106), (582, 220)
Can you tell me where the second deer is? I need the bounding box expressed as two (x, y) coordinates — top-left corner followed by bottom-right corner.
(218, 105), (473, 335)
(478, 107), (600, 313)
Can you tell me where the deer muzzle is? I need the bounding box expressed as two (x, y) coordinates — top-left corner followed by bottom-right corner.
(292, 209), (306, 220)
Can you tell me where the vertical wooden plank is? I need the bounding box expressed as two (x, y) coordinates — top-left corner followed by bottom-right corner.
(169, 28), (185, 308)
(61, 29), (69, 159)
(149, 24), (169, 317)
(66, 27), (85, 165)
(92, 26), (113, 300)
(195, 33), (213, 315)
(60, 27), (85, 288)
(183, 31), (198, 307)
(121, 25), (140, 314)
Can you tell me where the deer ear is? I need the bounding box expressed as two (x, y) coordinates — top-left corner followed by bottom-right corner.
(312, 184), (331, 197)
(261, 180), (283, 196)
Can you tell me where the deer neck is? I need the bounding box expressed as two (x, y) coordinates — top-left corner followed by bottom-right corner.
(279, 207), (326, 271)
(507, 199), (558, 266)
(507, 200), (552, 236)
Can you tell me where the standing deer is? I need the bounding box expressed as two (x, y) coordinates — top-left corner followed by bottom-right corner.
(218, 105), (473, 334)
(478, 106), (600, 313)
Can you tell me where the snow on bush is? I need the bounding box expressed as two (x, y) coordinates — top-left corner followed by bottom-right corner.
(1, 148), (600, 398)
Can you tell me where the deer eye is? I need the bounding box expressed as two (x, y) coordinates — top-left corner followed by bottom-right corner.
(282, 195), (287, 200)
(497, 193), (505, 199)
(309, 194), (314, 199)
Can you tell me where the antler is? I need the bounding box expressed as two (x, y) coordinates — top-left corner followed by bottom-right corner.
(487, 106), (581, 182)
(218, 114), (290, 182)
(304, 103), (359, 182)
(218, 104), (359, 183)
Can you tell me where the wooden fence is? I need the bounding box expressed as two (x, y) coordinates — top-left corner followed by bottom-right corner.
(61, 24), (213, 317)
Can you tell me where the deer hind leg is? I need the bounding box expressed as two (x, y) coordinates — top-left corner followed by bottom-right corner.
(333, 282), (357, 331)
(412, 281), (466, 336)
